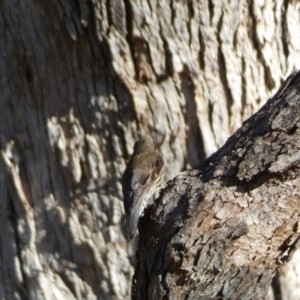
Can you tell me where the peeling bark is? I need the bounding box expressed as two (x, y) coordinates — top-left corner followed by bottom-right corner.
(134, 71), (300, 299)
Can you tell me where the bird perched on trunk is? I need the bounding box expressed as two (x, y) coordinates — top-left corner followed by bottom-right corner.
(122, 136), (165, 240)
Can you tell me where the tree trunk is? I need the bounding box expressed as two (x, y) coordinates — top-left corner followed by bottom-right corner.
(0, 0), (299, 299)
(133, 71), (300, 299)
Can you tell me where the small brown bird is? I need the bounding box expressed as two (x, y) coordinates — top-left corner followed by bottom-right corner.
(122, 136), (165, 240)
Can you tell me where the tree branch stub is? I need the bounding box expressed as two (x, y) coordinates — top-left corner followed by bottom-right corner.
(133, 71), (300, 300)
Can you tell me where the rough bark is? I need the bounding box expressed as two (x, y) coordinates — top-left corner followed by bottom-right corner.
(133, 71), (300, 299)
(0, 0), (300, 299)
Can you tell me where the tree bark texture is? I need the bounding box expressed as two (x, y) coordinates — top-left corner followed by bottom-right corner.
(0, 0), (300, 299)
(134, 71), (300, 299)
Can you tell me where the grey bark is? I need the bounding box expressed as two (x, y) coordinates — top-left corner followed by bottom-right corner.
(133, 71), (300, 299)
(0, 0), (299, 299)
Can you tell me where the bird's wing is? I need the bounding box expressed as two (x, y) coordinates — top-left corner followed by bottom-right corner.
(123, 152), (164, 213)
(131, 152), (164, 208)
(124, 152), (164, 240)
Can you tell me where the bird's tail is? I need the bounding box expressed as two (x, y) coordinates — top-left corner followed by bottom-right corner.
(125, 215), (138, 240)
(125, 199), (144, 240)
